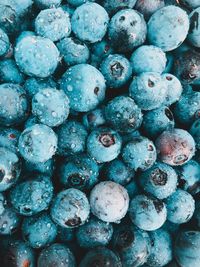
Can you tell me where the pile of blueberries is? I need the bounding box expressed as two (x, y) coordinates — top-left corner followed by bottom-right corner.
(0, 0), (200, 266)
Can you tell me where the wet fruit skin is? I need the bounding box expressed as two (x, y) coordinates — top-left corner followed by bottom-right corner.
(122, 136), (157, 171)
(59, 153), (99, 191)
(37, 243), (76, 267)
(60, 64), (106, 112)
(0, 83), (29, 127)
(129, 194), (167, 231)
(50, 188), (90, 228)
(175, 231), (200, 267)
(56, 120), (88, 157)
(130, 45), (167, 74)
(111, 224), (151, 267)
(87, 127), (122, 163)
(35, 7), (71, 42)
(108, 9), (147, 53)
(9, 175), (54, 216)
(22, 212), (57, 249)
(155, 128), (196, 166)
(0, 147), (21, 192)
(76, 216), (113, 248)
(100, 54), (132, 88)
(139, 162), (178, 199)
(129, 72), (167, 111)
(71, 2), (109, 43)
(90, 181), (129, 223)
(3, 240), (35, 267)
(104, 96), (143, 133)
(174, 50), (200, 84)
(142, 106), (175, 139)
(165, 189), (195, 224)
(79, 247), (122, 267)
(147, 5), (189, 52)
(146, 229), (173, 267)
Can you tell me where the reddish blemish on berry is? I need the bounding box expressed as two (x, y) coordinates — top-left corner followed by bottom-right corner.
(23, 260), (30, 267)
(9, 133), (16, 139)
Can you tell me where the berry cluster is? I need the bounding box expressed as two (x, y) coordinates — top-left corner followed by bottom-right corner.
(0, 0), (200, 267)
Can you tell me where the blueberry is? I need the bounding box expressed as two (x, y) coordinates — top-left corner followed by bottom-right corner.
(60, 64), (106, 112)
(90, 39), (114, 68)
(24, 76), (57, 100)
(175, 231), (200, 267)
(76, 217), (113, 248)
(0, 28), (10, 56)
(122, 136), (157, 171)
(82, 107), (106, 130)
(105, 159), (135, 186)
(3, 240), (35, 267)
(50, 188), (90, 228)
(59, 153), (99, 191)
(9, 175), (53, 216)
(35, 8), (71, 42)
(0, 59), (25, 84)
(23, 158), (55, 176)
(22, 212), (57, 249)
(111, 225), (151, 267)
(142, 106), (175, 139)
(34, 0), (62, 9)
(135, 0), (165, 19)
(100, 54), (132, 89)
(130, 45), (167, 75)
(56, 120), (88, 157)
(139, 162), (178, 199)
(61, 3), (75, 17)
(14, 34), (60, 78)
(0, 3), (21, 35)
(155, 128), (196, 166)
(187, 7), (200, 47)
(162, 220), (180, 236)
(37, 243), (76, 267)
(0, 197), (21, 235)
(178, 0), (200, 9)
(108, 9), (147, 53)
(129, 72), (167, 110)
(162, 73), (183, 105)
(163, 53), (174, 73)
(190, 119), (200, 149)
(71, 3), (109, 43)
(0, 147), (21, 192)
(32, 88), (69, 127)
(194, 200), (200, 229)
(67, 0), (93, 7)
(57, 226), (75, 243)
(125, 180), (140, 199)
(174, 88), (200, 126)
(177, 160), (200, 195)
(87, 127), (122, 163)
(0, 83), (29, 126)
(105, 96), (143, 133)
(146, 229), (173, 267)
(24, 115), (39, 128)
(101, 0), (137, 15)
(0, 128), (20, 154)
(148, 6), (189, 51)
(79, 247), (122, 267)
(165, 189), (195, 224)
(129, 194), (167, 231)
(57, 37), (90, 66)
(90, 181), (129, 223)
(174, 50), (200, 84)
(18, 124), (57, 163)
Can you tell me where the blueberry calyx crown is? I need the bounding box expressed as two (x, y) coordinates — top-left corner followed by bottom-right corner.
(99, 133), (115, 147)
